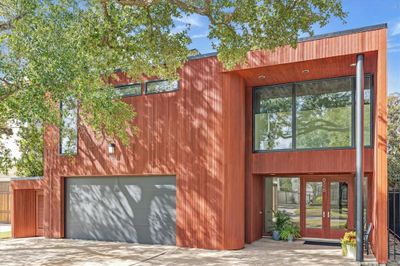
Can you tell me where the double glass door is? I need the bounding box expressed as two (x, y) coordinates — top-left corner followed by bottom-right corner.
(301, 176), (353, 238)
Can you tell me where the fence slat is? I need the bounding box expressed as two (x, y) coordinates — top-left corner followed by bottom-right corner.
(0, 190), (11, 224)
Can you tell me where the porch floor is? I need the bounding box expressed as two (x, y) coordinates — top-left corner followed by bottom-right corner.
(0, 237), (377, 265)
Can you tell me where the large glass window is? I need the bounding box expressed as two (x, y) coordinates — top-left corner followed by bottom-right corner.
(60, 99), (78, 155)
(254, 85), (293, 150)
(253, 75), (373, 151)
(296, 77), (353, 149)
(264, 177), (300, 233)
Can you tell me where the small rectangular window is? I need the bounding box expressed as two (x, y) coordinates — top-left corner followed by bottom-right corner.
(116, 83), (141, 97)
(145, 80), (179, 94)
(60, 99), (78, 155)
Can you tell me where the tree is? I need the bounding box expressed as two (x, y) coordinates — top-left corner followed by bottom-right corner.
(14, 124), (44, 177)
(0, 0), (346, 175)
(388, 93), (400, 189)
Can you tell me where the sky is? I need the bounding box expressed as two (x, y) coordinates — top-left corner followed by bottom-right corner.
(174, 0), (400, 95)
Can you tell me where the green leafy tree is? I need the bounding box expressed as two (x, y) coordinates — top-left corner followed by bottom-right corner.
(0, 142), (13, 175)
(0, 0), (346, 175)
(14, 124), (44, 177)
(388, 93), (400, 189)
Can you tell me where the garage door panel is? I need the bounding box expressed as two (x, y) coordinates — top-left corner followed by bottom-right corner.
(65, 176), (176, 245)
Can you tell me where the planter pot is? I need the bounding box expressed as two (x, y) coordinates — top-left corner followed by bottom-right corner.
(287, 234), (293, 242)
(272, 230), (280, 241)
(346, 245), (356, 259)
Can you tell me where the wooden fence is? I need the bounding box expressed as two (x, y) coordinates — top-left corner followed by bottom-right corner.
(0, 182), (11, 224)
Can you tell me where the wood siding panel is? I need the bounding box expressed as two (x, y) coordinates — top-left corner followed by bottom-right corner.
(371, 28), (388, 264)
(0, 182), (11, 223)
(240, 30), (381, 70)
(237, 53), (377, 88)
(252, 149), (374, 175)
(36, 191), (44, 236)
(222, 73), (245, 249)
(36, 56), (245, 250)
(12, 190), (36, 238)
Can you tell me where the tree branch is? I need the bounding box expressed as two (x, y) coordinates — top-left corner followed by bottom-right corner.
(0, 12), (27, 32)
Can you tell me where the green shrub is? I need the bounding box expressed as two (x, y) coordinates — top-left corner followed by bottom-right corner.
(273, 210), (291, 232)
(280, 223), (301, 240)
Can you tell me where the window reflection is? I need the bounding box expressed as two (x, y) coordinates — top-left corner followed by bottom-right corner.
(330, 182), (349, 230)
(305, 181), (323, 229)
(264, 177), (300, 233)
(60, 98), (78, 155)
(253, 75), (373, 151)
(296, 77), (353, 149)
(254, 85), (293, 150)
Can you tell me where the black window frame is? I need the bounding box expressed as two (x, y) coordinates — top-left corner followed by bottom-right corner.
(252, 74), (374, 153)
(144, 79), (179, 95)
(115, 83), (142, 97)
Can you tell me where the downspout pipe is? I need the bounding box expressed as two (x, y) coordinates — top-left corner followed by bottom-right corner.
(355, 53), (364, 262)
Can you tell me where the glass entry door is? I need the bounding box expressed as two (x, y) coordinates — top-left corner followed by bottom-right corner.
(328, 180), (350, 238)
(301, 177), (352, 238)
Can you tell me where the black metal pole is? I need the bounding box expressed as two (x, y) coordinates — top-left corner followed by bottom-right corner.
(355, 54), (364, 262)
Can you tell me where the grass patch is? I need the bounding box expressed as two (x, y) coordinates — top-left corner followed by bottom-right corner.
(0, 231), (11, 239)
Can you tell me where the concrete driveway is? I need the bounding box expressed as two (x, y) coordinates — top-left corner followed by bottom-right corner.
(0, 237), (373, 265)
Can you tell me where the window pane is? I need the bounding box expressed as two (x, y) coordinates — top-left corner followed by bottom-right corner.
(60, 99), (78, 155)
(116, 84), (141, 97)
(264, 177), (300, 233)
(296, 77), (353, 149)
(330, 182), (349, 230)
(364, 76), (372, 146)
(254, 85), (292, 150)
(306, 181), (323, 229)
(146, 80), (178, 94)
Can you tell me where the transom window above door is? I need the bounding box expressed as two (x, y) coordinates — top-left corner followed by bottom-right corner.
(253, 75), (373, 152)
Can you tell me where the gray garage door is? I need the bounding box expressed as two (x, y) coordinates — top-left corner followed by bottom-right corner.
(65, 176), (176, 244)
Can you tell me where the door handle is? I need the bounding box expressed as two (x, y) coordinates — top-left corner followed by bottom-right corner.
(323, 211), (325, 218)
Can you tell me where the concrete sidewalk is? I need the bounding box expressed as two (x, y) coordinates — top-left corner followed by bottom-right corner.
(0, 237), (376, 265)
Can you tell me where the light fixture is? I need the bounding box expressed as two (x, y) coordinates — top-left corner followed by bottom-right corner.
(302, 69), (310, 73)
(350, 63), (356, 67)
(258, 74), (266, 80)
(108, 143), (116, 155)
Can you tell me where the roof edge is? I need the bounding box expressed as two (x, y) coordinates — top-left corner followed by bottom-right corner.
(188, 23), (388, 61)
(298, 23), (387, 43)
(10, 176), (43, 181)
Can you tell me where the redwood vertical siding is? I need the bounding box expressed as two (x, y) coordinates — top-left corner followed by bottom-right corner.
(371, 28), (388, 264)
(10, 26), (388, 261)
(36, 56), (246, 250)
(12, 190), (36, 238)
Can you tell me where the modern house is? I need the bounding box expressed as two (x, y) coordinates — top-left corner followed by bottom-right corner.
(11, 24), (388, 263)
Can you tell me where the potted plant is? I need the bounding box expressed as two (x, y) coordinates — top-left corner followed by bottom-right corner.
(280, 223), (301, 242)
(272, 210), (290, 240)
(340, 231), (357, 258)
